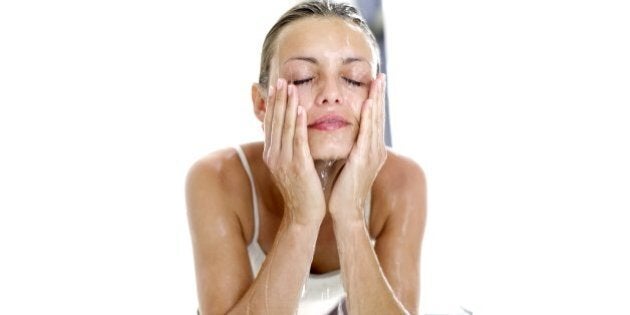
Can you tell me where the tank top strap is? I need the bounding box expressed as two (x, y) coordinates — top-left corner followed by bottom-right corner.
(234, 146), (260, 245)
(365, 190), (375, 243)
(364, 190), (372, 225)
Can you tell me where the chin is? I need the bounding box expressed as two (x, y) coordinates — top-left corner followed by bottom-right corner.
(307, 127), (357, 160)
(308, 136), (354, 160)
(310, 148), (350, 160)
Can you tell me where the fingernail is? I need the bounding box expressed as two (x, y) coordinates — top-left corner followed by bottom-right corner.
(277, 78), (283, 89)
(297, 106), (304, 116)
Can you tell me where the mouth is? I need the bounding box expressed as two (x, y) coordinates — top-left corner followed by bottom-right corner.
(308, 114), (350, 131)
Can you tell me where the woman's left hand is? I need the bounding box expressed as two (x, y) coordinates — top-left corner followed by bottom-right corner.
(328, 73), (387, 222)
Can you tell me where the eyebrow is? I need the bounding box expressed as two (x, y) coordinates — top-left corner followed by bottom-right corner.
(283, 56), (369, 66)
(284, 56), (317, 64)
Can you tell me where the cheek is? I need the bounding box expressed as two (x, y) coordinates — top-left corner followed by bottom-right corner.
(346, 91), (368, 118)
(295, 83), (368, 114)
(295, 84), (315, 105)
(338, 82), (369, 113)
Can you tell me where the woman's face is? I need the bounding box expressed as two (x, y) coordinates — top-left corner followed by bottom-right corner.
(269, 17), (377, 160)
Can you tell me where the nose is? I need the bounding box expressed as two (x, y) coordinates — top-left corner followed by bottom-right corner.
(314, 77), (343, 106)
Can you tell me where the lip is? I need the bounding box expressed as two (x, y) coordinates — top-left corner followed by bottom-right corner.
(308, 114), (350, 131)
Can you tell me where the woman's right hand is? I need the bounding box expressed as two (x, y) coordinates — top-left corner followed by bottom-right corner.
(263, 78), (326, 225)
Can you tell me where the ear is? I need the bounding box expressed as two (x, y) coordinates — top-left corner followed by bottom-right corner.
(251, 83), (267, 122)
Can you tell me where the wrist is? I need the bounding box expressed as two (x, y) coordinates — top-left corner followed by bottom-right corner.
(284, 207), (325, 227)
(332, 214), (368, 239)
(329, 205), (364, 224)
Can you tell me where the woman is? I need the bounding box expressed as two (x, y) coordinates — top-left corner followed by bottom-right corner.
(186, 1), (427, 314)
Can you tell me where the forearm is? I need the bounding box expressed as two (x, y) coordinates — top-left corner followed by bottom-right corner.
(228, 217), (321, 315)
(333, 217), (409, 315)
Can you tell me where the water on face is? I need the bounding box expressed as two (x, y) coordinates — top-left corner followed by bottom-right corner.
(317, 160), (336, 190)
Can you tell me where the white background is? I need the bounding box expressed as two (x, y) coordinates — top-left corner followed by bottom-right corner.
(1, 1), (628, 314)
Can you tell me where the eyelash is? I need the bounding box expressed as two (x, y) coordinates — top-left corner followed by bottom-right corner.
(292, 78), (313, 85)
(343, 77), (364, 87)
(291, 77), (365, 87)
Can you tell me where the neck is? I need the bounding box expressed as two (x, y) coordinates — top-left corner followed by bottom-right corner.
(314, 159), (346, 201)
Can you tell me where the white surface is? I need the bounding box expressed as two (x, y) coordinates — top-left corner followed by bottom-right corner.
(384, 1), (630, 314)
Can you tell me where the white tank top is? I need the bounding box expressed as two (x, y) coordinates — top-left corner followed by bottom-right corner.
(234, 146), (373, 315)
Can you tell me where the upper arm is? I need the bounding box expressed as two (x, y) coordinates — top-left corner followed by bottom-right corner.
(185, 155), (253, 314)
(373, 156), (427, 314)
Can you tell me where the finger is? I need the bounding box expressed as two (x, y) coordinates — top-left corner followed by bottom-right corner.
(356, 98), (373, 156)
(361, 75), (380, 151)
(270, 79), (287, 158)
(376, 75), (388, 165)
(294, 105), (311, 161)
(366, 72), (379, 103)
(373, 74), (385, 148)
(282, 84), (298, 159)
(263, 85), (275, 156)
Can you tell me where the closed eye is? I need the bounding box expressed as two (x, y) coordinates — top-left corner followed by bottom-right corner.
(292, 78), (313, 85)
(343, 77), (365, 87)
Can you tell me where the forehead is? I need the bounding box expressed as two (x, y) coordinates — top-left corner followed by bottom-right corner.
(274, 17), (376, 69)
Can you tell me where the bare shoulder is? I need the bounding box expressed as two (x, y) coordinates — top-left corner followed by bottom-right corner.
(186, 146), (259, 313)
(185, 146), (254, 241)
(375, 148), (426, 195)
(371, 150), (426, 314)
(186, 147), (244, 201)
(186, 147), (243, 191)
(370, 148), (427, 236)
